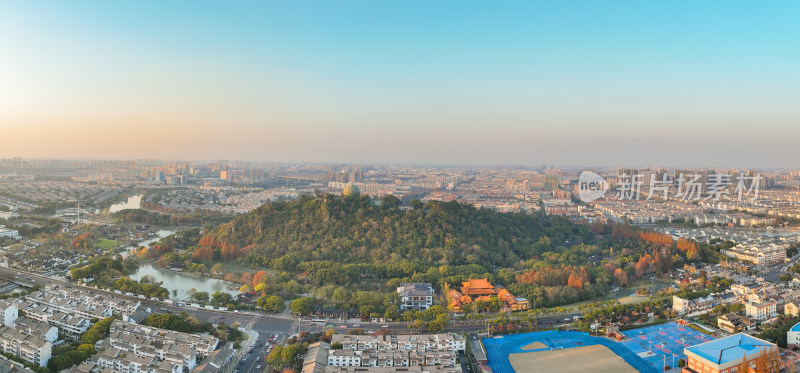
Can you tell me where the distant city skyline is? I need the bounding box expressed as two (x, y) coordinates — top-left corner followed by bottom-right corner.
(2, 1), (799, 167)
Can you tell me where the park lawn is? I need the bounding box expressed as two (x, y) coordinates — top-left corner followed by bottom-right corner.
(94, 238), (120, 249)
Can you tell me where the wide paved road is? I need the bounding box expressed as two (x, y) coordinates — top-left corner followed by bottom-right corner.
(763, 252), (800, 282)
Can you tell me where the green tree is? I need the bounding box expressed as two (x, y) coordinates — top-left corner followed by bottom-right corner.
(289, 297), (315, 315)
(210, 291), (233, 307)
(427, 313), (450, 332)
(211, 263), (225, 275)
(360, 305), (375, 318)
(384, 306), (400, 321)
(263, 295), (285, 313)
(192, 291), (210, 304)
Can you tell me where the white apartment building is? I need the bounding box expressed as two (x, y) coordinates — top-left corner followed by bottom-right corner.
(397, 283), (435, 311)
(0, 226), (20, 240)
(721, 243), (788, 266)
(13, 317), (58, 343)
(745, 301), (777, 321)
(30, 283), (139, 317)
(328, 334), (464, 369)
(0, 300), (18, 328)
(108, 320), (219, 369)
(0, 325), (51, 367)
(15, 301), (93, 337)
(81, 347), (182, 373)
(672, 295), (714, 315)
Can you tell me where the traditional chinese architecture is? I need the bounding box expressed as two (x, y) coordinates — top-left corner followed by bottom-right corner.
(446, 278), (529, 312)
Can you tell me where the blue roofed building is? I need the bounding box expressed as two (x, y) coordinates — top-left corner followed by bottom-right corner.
(683, 333), (777, 373)
(786, 321), (800, 349)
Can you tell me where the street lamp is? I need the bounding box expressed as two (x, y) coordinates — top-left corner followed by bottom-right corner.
(293, 312), (302, 337)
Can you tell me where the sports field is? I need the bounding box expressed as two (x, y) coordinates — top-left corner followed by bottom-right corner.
(509, 344), (638, 373)
(621, 321), (715, 369)
(482, 330), (658, 373)
(482, 322), (715, 372)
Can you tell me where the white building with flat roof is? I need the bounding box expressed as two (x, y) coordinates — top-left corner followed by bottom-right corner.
(0, 226), (19, 240)
(721, 242), (787, 266)
(745, 300), (777, 321)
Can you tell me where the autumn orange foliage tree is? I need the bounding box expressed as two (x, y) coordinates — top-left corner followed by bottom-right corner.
(191, 246), (214, 261)
(517, 265), (592, 289)
(639, 231), (674, 246)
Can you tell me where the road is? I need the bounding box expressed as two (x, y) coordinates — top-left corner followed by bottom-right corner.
(762, 252), (800, 282)
(294, 312), (583, 336)
(235, 318), (288, 373)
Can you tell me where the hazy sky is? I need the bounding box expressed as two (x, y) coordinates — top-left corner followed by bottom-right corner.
(2, 1), (799, 167)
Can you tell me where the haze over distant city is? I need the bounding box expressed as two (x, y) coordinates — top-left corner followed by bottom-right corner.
(2, 1), (799, 167)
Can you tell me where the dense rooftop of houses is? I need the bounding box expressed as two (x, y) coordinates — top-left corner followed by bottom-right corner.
(301, 333), (466, 373)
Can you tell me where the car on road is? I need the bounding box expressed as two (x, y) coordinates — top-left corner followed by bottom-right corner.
(256, 365), (261, 369)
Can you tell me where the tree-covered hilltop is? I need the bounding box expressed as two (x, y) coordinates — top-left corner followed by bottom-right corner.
(198, 193), (594, 268)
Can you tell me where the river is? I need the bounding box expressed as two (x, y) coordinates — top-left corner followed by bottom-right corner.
(123, 230), (240, 301)
(108, 194), (143, 213)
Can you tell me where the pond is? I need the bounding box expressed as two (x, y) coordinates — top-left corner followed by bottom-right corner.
(123, 230), (240, 301)
(130, 262), (240, 301)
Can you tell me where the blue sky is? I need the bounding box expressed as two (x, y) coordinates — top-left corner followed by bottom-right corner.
(1, 1), (799, 167)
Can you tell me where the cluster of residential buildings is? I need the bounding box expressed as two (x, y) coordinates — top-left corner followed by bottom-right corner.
(0, 180), (122, 206)
(0, 280), (231, 373)
(661, 226), (800, 246)
(0, 283), (146, 367)
(144, 186), (301, 215)
(0, 283), (145, 367)
(301, 333), (465, 373)
(672, 276), (800, 335)
(661, 226), (798, 268)
(720, 242), (789, 266)
(69, 319), (222, 373)
(0, 300), (54, 367)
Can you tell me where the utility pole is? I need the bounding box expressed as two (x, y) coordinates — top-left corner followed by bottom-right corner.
(293, 312), (302, 337)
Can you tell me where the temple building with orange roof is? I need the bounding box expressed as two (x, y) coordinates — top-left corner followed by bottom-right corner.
(446, 278), (529, 313)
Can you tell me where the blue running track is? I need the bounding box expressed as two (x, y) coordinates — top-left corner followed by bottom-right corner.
(482, 330), (659, 373)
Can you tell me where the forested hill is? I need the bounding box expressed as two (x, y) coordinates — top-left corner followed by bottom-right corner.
(199, 193), (593, 267)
